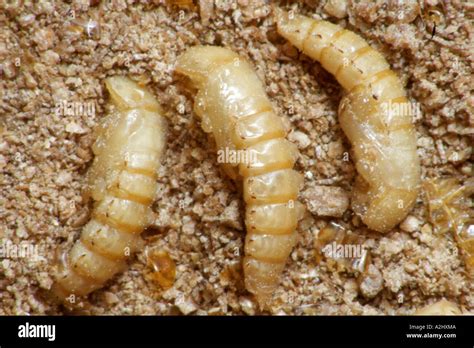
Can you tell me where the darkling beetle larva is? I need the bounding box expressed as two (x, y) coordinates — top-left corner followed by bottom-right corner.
(276, 9), (421, 233)
(176, 46), (305, 306)
(51, 76), (167, 301)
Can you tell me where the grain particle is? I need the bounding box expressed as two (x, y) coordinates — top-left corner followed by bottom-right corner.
(400, 215), (422, 233)
(288, 130), (311, 149)
(302, 185), (349, 217)
(359, 264), (383, 299)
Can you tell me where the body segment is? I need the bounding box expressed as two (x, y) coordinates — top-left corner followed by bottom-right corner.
(276, 9), (421, 233)
(52, 77), (166, 300)
(176, 46), (304, 305)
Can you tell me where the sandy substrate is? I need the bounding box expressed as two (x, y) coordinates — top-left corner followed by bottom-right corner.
(0, 0), (472, 315)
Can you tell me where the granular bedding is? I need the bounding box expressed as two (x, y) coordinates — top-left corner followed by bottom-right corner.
(0, 0), (472, 315)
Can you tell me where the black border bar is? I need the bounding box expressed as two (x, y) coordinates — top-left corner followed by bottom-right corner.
(0, 315), (472, 345)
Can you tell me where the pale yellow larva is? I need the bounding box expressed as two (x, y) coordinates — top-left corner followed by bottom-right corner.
(176, 46), (305, 306)
(51, 76), (167, 301)
(276, 9), (421, 233)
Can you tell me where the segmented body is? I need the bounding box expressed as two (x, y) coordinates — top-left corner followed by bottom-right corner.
(52, 76), (166, 300)
(176, 46), (305, 305)
(276, 9), (421, 233)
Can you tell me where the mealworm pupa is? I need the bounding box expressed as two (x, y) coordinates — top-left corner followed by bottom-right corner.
(415, 299), (462, 315)
(176, 46), (305, 306)
(424, 177), (474, 275)
(276, 9), (421, 233)
(51, 76), (167, 301)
